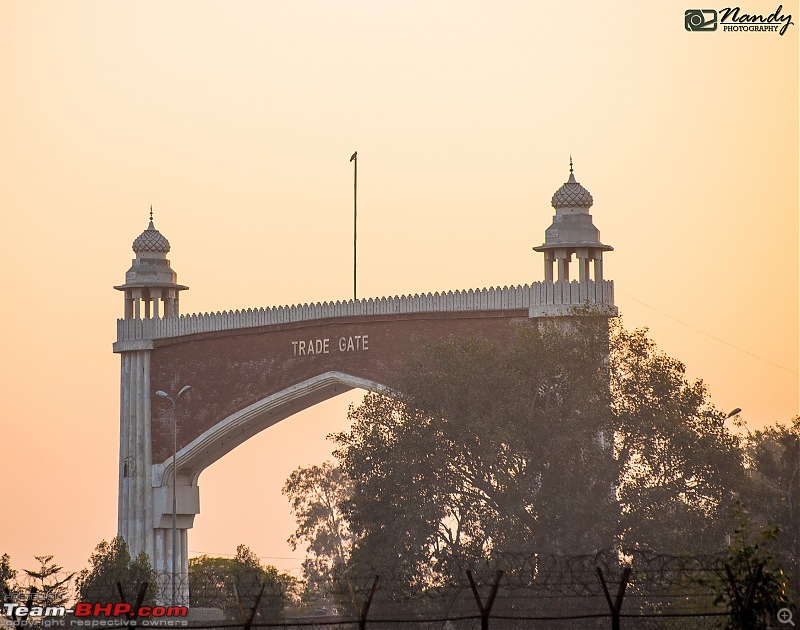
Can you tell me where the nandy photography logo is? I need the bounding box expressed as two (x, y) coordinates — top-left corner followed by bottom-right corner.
(685, 5), (794, 35)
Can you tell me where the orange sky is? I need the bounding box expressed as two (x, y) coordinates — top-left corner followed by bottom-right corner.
(0, 1), (797, 579)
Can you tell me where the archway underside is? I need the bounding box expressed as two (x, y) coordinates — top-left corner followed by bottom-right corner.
(158, 371), (385, 488)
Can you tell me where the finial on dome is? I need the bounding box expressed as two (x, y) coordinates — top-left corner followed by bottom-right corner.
(569, 155), (573, 174)
(150, 205), (153, 222)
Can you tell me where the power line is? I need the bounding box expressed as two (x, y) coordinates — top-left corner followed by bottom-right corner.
(189, 550), (303, 561)
(618, 290), (798, 375)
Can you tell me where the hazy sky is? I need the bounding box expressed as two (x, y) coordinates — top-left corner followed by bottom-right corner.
(1, 1), (797, 579)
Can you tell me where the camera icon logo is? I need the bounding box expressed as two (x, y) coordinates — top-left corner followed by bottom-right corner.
(685, 9), (718, 31)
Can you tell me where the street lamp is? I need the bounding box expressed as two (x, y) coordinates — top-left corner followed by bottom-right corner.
(155, 385), (191, 606)
(703, 407), (742, 427)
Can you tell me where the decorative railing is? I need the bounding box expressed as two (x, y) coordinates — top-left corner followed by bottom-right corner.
(531, 279), (615, 307)
(116, 280), (616, 342)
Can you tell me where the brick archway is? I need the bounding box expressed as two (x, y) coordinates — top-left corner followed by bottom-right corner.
(116, 283), (620, 598)
(115, 166), (618, 604)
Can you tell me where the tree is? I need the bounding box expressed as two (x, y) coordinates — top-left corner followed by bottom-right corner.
(321, 317), (744, 587)
(188, 545), (297, 621)
(740, 417), (800, 597)
(75, 536), (156, 605)
(23, 555), (74, 608)
(609, 324), (744, 552)
(1, 553), (16, 596)
(333, 319), (622, 585)
(282, 462), (353, 591)
(715, 502), (792, 630)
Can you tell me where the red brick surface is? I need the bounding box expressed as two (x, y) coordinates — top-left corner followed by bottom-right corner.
(149, 310), (532, 462)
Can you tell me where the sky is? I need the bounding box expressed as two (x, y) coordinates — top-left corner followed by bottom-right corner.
(0, 1), (797, 579)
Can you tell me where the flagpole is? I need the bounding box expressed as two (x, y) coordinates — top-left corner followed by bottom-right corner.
(350, 151), (357, 301)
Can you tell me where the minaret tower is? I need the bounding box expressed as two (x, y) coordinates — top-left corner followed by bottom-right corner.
(114, 209), (188, 318)
(530, 159), (617, 317)
(114, 210), (192, 604)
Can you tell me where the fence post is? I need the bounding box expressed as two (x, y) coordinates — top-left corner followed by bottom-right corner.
(115, 582), (149, 620)
(597, 566), (631, 630)
(242, 582), (266, 630)
(358, 575), (380, 630)
(8, 586), (37, 624)
(232, 583), (246, 622)
(133, 582), (149, 613)
(466, 570), (504, 630)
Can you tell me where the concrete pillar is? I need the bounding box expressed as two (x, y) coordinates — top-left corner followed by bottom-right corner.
(119, 347), (197, 604)
(151, 292), (161, 319)
(556, 251), (571, 281)
(124, 291), (134, 319)
(168, 290), (178, 317)
(118, 350), (153, 561)
(118, 354), (131, 539)
(594, 253), (604, 283)
(163, 290), (175, 318)
(153, 527), (189, 605)
(133, 289), (142, 319)
(576, 249), (590, 283)
(544, 252), (554, 282)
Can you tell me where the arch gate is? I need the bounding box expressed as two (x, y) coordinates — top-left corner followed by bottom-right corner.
(113, 167), (617, 601)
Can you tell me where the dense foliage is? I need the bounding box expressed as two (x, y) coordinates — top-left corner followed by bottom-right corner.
(739, 417), (800, 597)
(284, 318), (795, 598)
(715, 503), (793, 629)
(75, 536), (156, 605)
(188, 544), (297, 621)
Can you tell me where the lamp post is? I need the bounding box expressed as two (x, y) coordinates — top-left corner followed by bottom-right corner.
(703, 407), (742, 427)
(155, 385), (191, 606)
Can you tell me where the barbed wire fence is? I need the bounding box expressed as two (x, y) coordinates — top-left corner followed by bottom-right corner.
(1, 551), (785, 629)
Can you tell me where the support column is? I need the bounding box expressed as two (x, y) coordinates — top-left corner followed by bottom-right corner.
(118, 350), (154, 561)
(153, 527), (190, 605)
(151, 292), (161, 319)
(594, 253), (604, 283)
(556, 251), (571, 281)
(544, 251), (554, 282)
(576, 249), (590, 282)
(119, 346), (198, 605)
(124, 291), (134, 319)
(152, 480), (198, 605)
(133, 289), (142, 319)
(163, 290), (175, 318)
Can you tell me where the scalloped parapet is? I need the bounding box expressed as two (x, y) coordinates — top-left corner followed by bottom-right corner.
(115, 281), (618, 345)
(529, 280), (617, 317)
